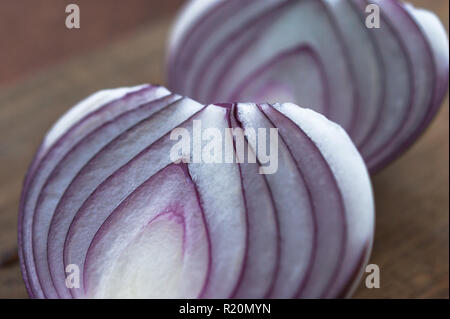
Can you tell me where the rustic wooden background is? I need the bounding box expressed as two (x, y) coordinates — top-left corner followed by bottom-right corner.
(0, 0), (448, 299)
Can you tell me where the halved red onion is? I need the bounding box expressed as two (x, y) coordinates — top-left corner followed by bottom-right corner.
(19, 85), (374, 298)
(167, 0), (449, 173)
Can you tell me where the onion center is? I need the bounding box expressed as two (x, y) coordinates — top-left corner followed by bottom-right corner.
(95, 211), (187, 298)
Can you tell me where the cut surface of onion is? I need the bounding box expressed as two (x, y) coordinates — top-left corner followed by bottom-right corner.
(167, 0), (449, 173)
(19, 85), (374, 298)
(19, 84), (170, 298)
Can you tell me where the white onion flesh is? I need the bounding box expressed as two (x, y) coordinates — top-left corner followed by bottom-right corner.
(19, 85), (374, 298)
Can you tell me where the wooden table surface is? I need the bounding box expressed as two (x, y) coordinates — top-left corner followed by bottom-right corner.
(0, 1), (448, 299)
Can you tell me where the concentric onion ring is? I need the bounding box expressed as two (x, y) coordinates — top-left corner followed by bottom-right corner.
(19, 85), (374, 298)
(167, 0), (449, 172)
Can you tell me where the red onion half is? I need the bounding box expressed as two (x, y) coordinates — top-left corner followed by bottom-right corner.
(167, 0), (449, 173)
(19, 85), (374, 298)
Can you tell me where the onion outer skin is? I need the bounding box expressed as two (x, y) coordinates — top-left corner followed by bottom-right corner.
(19, 85), (374, 298)
(167, 0), (449, 173)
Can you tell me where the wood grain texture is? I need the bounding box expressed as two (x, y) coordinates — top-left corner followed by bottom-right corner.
(0, 1), (448, 299)
(0, 0), (183, 85)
